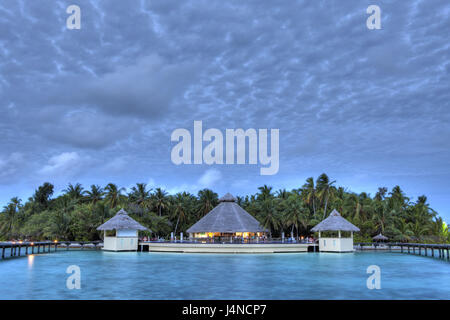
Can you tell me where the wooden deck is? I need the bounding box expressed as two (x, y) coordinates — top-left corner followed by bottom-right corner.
(138, 241), (318, 253)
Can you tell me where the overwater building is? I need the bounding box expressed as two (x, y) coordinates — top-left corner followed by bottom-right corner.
(97, 209), (148, 251)
(187, 193), (267, 242)
(311, 209), (360, 252)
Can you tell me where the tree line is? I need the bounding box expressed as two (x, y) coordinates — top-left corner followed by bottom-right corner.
(0, 174), (448, 243)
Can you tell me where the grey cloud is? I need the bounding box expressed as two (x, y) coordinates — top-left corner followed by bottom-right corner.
(0, 0), (449, 218)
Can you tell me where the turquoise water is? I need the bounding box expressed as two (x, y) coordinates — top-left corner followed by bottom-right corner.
(0, 251), (449, 299)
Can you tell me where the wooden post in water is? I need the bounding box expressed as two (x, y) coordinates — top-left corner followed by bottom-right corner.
(425, 247), (427, 256)
(400, 245), (403, 253)
(413, 246), (415, 254)
(432, 248), (434, 257)
(1, 246), (4, 259)
(408, 246), (410, 254)
(18, 245), (21, 256)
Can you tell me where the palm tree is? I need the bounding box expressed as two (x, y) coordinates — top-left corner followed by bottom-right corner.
(33, 182), (54, 209)
(171, 193), (188, 234)
(197, 189), (218, 217)
(257, 185), (273, 201)
(258, 199), (280, 238)
(129, 183), (152, 210)
(85, 185), (104, 205)
(63, 183), (85, 202)
(0, 197), (22, 239)
(51, 196), (74, 240)
(302, 177), (317, 216)
(283, 196), (302, 238)
(316, 174), (336, 219)
(153, 188), (169, 216)
(375, 187), (388, 201)
(104, 183), (125, 208)
(275, 189), (289, 200)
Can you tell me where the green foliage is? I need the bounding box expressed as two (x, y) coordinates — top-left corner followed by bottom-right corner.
(0, 176), (448, 243)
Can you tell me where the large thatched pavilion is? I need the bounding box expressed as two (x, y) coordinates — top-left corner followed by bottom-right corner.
(187, 193), (267, 242)
(97, 209), (148, 251)
(311, 209), (360, 252)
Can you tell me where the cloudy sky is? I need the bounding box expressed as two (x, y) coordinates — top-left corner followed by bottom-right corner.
(0, 1), (449, 220)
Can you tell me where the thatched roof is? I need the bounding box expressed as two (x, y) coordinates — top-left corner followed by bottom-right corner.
(97, 209), (148, 231)
(373, 233), (388, 240)
(187, 193), (266, 233)
(311, 209), (360, 232)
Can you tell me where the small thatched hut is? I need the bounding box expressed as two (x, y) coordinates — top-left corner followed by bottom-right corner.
(97, 209), (148, 251)
(373, 233), (388, 242)
(311, 209), (360, 252)
(187, 193), (267, 241)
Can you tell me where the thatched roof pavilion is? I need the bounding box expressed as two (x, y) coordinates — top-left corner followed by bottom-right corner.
(187, 193), (266, 235)
(97, 209), (148, 231)
(97, 209), (148, 252)
(311, 209), (360, 232)
(373, 233), (388, 241)
(311, 209), (359, 252)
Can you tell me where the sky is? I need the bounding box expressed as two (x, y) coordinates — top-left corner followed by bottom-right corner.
(0, 1), (449, 220)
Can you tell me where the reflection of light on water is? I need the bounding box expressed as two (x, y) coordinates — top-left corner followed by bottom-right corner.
(28, 255), (35, 269)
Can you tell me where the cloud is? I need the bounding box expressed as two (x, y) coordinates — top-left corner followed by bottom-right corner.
(0, 153), (24, 183)
(198, 168), (222, 188)
(38, 152), (84, 178)
(0, 0), (449, 219)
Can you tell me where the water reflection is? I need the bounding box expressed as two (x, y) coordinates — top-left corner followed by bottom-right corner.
(27, 255), (35, 269)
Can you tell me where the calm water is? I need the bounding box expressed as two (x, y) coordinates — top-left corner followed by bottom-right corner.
(0, 250), (449, 299)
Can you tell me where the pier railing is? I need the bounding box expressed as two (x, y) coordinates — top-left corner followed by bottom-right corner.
(356, 242), (450, 260)
(0, 241), (103, 260)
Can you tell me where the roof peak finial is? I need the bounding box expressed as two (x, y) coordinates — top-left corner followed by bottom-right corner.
(117, 208), (128, 215)
(219, 193), (236, 202)
(330, 209), (341, 216)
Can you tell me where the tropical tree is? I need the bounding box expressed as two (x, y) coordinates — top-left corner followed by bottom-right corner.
(316, 173), (336, 219)
(104, 183), (125, 209)
(153, 188), (169, 217)
(129, 183), (152, 211)
(258, 198), (280, 238)
(85, 185), (104, 205)
(0, 197), (22, 239)
(197, 189), (218, 217)
(63, 183), (85, 203)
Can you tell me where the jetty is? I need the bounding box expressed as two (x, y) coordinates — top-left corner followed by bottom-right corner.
(0, 241), (102, 260)
(356, 242), (450, 260)
(138, 241), (318, 253)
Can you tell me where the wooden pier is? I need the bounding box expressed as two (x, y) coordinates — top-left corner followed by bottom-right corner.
(356, 242), (450, 260)
(388, 243), (450, 260)
(0, 241), (102, 260)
